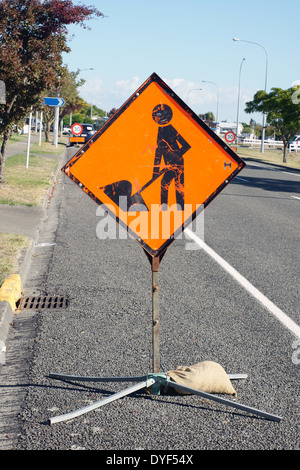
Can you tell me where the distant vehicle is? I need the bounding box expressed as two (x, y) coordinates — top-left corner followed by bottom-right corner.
(69, 123), (96, 146)
(25, 116), (43, 131)
(289, 135), (300, 151)
(63, 126), (71, 134)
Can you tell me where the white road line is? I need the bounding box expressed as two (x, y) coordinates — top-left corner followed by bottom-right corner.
(283, 172), (300, 177)
(291, 196), (300, 200)
(246, 162), (263, 167)
(246, 162), (300, 177)
(185, 228), (300, 339)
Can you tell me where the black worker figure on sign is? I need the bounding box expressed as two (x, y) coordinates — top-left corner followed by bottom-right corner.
(101, 103), (191, 213)
(152, 104), (191, 210)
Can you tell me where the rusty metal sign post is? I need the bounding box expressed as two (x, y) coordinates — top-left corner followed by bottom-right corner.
(152, 256), (160, 373)
(48, 73), (282, 424)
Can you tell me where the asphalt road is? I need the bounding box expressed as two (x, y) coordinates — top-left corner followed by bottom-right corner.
(0, 147), (299, 452)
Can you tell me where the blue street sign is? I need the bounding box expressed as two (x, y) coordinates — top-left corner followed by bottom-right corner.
(44, 97), (65, 107)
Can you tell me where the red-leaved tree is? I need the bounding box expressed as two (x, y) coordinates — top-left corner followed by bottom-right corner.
(0, 0), (103, 185)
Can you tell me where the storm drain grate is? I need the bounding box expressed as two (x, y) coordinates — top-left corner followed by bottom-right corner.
(19, 295), (69, 310)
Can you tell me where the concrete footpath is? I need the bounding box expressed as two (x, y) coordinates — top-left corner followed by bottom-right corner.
(0, 135), (66, 360)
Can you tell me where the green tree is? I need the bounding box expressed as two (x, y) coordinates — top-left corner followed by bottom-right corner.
(0, 0), (103, 185)
(41, 66), (86, 142)
(199, 112), (215, 122)
(83, 104), (106, 120)
(245, 86), (300, 162)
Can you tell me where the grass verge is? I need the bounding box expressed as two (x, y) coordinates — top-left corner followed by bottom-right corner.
(0, 137), (66, 286)
(30, 139), (67, 155)
(0, 233), (30, 286)
(237, 145), (300, 169)
(0, 153), (58, 206)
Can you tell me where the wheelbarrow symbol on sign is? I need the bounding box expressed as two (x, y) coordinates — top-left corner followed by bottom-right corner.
(100, 169), (167, 212)
(100, 103), (191, 212)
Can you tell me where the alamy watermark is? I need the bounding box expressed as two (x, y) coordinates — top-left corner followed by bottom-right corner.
(96, 200), (204, 250)
(291, 80), (300, 104)
(288, 81), (300, 365)
(292, 339), (300, 365)
(0, 340), (6, 365)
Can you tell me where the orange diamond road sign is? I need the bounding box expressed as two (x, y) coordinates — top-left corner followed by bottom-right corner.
(62, 73), (245, 257)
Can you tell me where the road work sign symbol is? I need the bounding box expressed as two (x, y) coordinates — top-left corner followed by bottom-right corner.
(62, 73), (245, 256)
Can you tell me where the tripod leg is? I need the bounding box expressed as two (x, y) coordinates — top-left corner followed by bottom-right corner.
(48, 373), (148, 383)
(166, 380), (282, 422)
(227, 374), (248, 380)
(49, 377), (155, 425)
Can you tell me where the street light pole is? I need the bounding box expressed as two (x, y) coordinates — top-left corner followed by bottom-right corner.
(53, 91), (60, 148)
(26, 107), (32, 169)
(186, 88), (202, 109)
(233, 38), (268, 153)
(202, 80), (219, 125)
(236, 58), (246, 146)
(73, 68), (94, 125)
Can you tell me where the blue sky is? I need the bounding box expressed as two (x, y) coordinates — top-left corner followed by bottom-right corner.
(63, 0), (300, 125)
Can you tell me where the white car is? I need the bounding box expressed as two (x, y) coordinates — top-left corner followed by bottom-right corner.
(289, 135), (300, 151)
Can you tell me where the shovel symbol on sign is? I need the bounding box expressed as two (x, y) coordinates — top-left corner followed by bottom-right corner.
(100, 169), (167, 212)
(101, 103), (191, 212)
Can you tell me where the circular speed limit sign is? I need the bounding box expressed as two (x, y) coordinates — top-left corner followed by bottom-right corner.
(71, 123), (83, 136)
(225, 131), (236, 143)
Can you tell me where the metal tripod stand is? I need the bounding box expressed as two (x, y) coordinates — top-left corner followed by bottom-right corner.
(48, 254), (282, 424)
